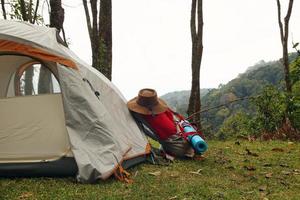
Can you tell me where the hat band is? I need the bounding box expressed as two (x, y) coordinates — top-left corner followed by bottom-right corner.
(136, 96), (159, 108)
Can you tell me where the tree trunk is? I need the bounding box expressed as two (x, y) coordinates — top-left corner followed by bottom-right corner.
(276, 0), (294, 93)
(24, 67), (33, 95)
(38, 0), (65, 94)
(49, 0), (64, 33)
(99, 0), (112, 80)
(83, 0), (112, 80)
(276, 0), (295, 132)
(187, 0), (203, 129)
(38, 65), (53, 94)
(19, 0), (28, 21)
(1, 0), (7, 19)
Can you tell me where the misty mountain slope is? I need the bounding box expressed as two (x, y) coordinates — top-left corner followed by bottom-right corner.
(160, 89), (210, 116)
(160, 53), (298, 136)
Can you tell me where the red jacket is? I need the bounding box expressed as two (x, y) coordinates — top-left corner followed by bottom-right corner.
(143, 109), (177, 140)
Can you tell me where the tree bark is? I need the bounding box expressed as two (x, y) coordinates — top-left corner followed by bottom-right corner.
(24, 67), (33, 95)
(49, 0), (64, 32)
(99, 0), (112, 80)
(38, 0), (65, 94)
(19, 0), (28, 21)
(38, 65), (53, 94)
(276, 0), (294, 93)
(187, 0), (203, 129)
(82, 0), (112, 80)
(1, 0), (7, 19)
(276, 0), (295, 132)
(32, 0), (39, 24)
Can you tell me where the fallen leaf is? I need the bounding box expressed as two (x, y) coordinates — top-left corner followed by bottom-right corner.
(149, 171), (161, 176)
(168, 195), (178, 200)
(259, 185), (267, 191)
(263, 163), (272, 167)
(293, 169), (300, 175)
(226, 166), (235, 170)
(244, 165), (256, 171)
(271, 148), (284, 152)
(287, 142), (294, 146)
(281, 170), (291, 175)
(280, 181), (289, 186)
(280, 164), (289, 168)
(245, 148), (259, 157)
(265, 173), (273, 178)
(189, 169), (202, 175)
(170, 171), (179, 178)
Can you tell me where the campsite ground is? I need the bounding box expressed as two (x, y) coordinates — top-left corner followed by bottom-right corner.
(1, 140), (299, 200)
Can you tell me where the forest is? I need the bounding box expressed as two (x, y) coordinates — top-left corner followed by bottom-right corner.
(162, 52), (300, 140)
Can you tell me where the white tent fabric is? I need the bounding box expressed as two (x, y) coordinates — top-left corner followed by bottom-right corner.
(0, 94), (71, 162)
(0, 20), (149, 182)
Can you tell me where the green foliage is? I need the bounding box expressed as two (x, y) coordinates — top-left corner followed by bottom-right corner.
(290, 56), (300, 90)
(217, 111), (252, 139)
(7, 0), (44, 24)
(251, 86), (286, 133)
(163, 53), (299, 138)
(289, 56), (300, 129)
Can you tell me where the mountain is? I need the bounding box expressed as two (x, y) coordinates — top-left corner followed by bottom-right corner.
(160, 89), (210, 116)
(160, 53), (299, 137)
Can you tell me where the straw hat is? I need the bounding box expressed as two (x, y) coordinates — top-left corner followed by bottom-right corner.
(127, 88), (168, 115)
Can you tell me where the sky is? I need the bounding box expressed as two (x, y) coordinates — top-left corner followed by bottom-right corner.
(62, 0), (300, 100)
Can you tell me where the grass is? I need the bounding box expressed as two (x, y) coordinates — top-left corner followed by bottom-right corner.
(1, 140), (300, 200)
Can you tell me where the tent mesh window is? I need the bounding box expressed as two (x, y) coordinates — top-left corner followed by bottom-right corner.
(15, 62), (61, 96)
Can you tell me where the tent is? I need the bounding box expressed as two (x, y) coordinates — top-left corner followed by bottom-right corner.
(0, 20), (151, 183)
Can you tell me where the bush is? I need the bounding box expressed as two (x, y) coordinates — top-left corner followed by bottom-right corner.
(217, 111), (252, 139)
(251, 86), (286, 133)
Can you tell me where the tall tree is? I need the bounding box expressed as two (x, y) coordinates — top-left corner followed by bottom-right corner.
(276, 0), (294, 93)
(17, 0), (41, 95)
(39, 0), (65, 94)
(1, 0), (7, 19)
(276, 0), (297, 133)
(187, 0), (203, 128)
(82, 0), (112, 80)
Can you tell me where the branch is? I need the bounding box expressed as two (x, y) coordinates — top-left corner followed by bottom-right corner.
(82, 0), (93, 40)
(29, 0), (33, 23)
(276, 0), (284, 44)
(20, 0), (28, 21)
(186, 96), (256, 120)
(197, 0), (203, 38)
(190, 0), (197, 43)
(90, 0), (98, 33)
(32, 0), (40, 24)
(283, 0), (294, 42)
(1, 0), (7, 19)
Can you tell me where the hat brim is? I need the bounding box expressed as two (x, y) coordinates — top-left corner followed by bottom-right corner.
(127, 97), (169, 115)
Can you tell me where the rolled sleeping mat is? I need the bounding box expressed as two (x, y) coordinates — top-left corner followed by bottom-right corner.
(188, 134), (208, 154)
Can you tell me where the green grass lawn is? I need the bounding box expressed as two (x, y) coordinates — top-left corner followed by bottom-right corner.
(1, 140), (300, 200)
